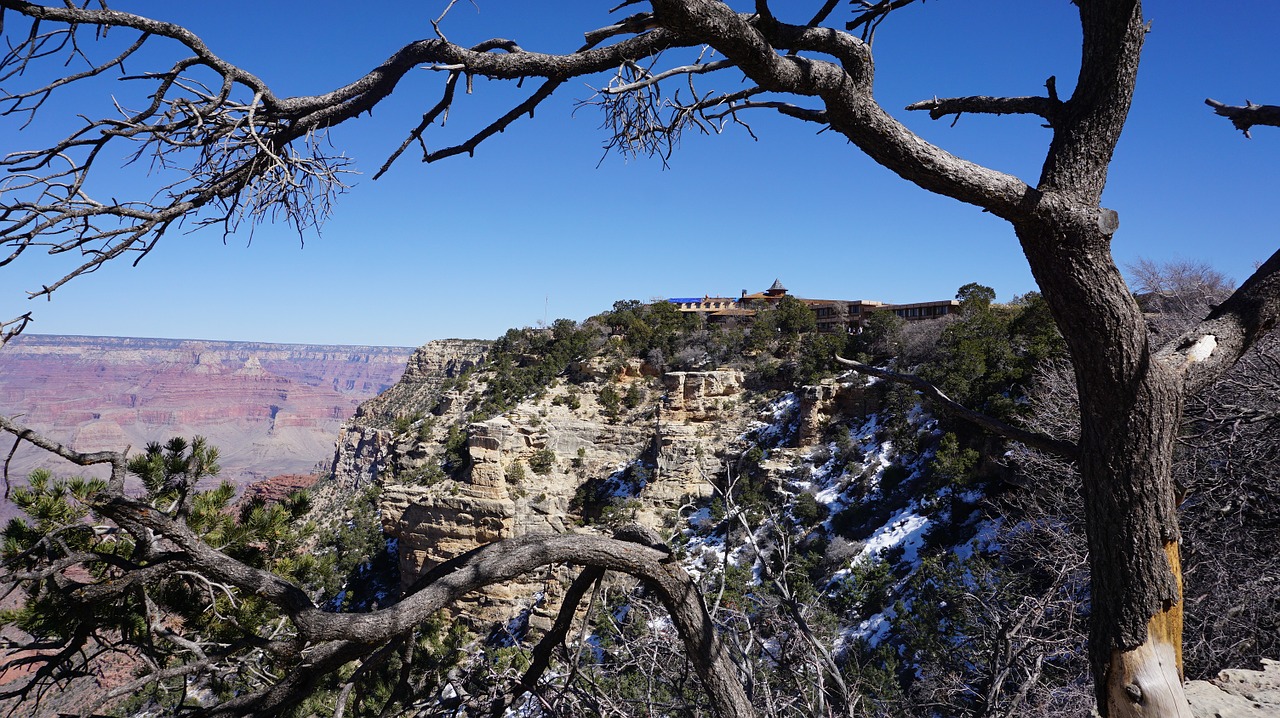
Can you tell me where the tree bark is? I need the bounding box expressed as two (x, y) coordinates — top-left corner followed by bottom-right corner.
(1014, 215), (1190, 717)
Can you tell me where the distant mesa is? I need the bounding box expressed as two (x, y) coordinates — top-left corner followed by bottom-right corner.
(237, 356), (266, 375)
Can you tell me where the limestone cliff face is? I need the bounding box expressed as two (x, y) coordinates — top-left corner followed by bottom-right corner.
(386, 373), (752, 589)
(332, 358), (757, 598)
(662, 369), (745, 422)
(330, 425), (397, 491)
(795, 379), (876, 446)
(330, 339), (490, 491)
(352, 339), (490, 429)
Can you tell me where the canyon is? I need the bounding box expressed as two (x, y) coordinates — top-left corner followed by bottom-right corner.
(0, 334), (413, 519)
(2, 320), (1276, 717)
(326, 340), (867, 620)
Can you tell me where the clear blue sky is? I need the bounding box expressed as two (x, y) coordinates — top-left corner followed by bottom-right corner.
(3, 1), (1278, 347)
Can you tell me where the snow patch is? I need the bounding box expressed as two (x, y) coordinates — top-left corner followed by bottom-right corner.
(855, 510), (930, 567)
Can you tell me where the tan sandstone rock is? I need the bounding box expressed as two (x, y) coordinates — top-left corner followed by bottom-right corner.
(1185, 659), (1280, 718)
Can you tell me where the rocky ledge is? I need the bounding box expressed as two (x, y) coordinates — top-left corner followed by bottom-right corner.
(1186, 659), (1280, 717)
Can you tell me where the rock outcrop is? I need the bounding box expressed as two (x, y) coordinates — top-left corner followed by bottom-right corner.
(1186, 660), (1280, 718)
(236, 473), (320, 507)
(329, 339), (489, 493)
(662, 369), (744, 422)
(330, 424), (398, 491)
(795, 379), (876, 446)
(352, 339), (490, 428)
(331, 361), (759, 608)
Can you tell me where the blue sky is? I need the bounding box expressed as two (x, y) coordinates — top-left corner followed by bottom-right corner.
(2, 1), (1278, 347)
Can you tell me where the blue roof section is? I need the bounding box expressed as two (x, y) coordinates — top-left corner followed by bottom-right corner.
(668, 297), (706, 303)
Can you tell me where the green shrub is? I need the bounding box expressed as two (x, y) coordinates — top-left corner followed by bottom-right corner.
(623, 383), (645, 409)
(392, 411), (425, 437)
(830, 557), (895, 617)
(443, 424), (469, 472)
(597, 498), (642, 527)
(528, 447), (555, 475)
(880, 462), (911, 494)
(475, 320), (605, 418)
(831, 499), (894, 541)
(506, 460), (527, 484)
(553, 390), (582, 410)
(407, 462), (446, 486)
(598, 384), (622, 421)
(930, 432), (979, 489)
(415, 416), (436, 442)
(792, 492), (829, 527)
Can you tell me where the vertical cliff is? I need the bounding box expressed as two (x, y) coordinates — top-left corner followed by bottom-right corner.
(350, 339), (491, 428)
(329, 346), (757, 608)
(329, 339), (490, 490)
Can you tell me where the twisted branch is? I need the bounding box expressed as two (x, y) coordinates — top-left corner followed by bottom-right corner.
(834, 355), (1080, 460)
(0, 418), (756, 718)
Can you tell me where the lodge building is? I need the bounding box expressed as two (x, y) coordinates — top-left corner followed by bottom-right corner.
(667, 279), (959, 333)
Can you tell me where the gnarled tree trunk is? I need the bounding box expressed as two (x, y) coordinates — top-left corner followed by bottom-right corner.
(1017, 219), (1190, 716)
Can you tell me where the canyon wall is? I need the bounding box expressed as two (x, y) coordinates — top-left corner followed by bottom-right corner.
(329, 339), (490, 490)
(0, 334), (414, 518)
(330, 355), (756, 607)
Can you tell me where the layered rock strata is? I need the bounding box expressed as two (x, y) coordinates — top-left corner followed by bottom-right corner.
(330, 339), (490, 490)
(0, 334), (413, 519)
(352, 339), (490, 428)
(332, 364), (756, 606)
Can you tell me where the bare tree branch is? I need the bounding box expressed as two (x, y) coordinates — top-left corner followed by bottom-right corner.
(1156, 247), (1280, 395)
(1205, 98), (1280, 138)
(510, 566), (606, 711)
(0, 312), (30, 347)
(834, 355), (1080, 460)
(847, 0), (922, 42)
(649, 0), (1034, 219)
(0, 1), (693, 324)
(705, 99), (827, 124)
(602, 58), (737, 95)
(583, 12), (660, 46)
(907, 77), (1064, 126)
(0, 414), (127, 490)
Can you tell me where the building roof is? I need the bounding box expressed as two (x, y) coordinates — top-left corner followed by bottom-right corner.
(880, 299), (960, 310)
(768, 278), (786, 292)
(669, 296), (740, 306)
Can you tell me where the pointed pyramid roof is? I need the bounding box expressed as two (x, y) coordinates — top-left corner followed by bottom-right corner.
(769, 278), (786, 291)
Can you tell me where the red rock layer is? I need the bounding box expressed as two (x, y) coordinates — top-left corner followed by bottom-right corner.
(0, 334), (413, 519)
